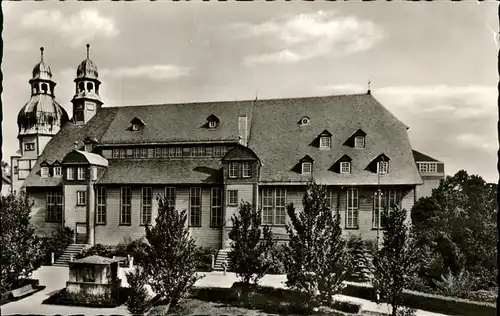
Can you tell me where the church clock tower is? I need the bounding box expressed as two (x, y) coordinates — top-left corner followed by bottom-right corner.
(72, 44), (103, 125)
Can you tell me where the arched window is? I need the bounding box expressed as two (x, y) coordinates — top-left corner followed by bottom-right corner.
(41, 83), (48, 94)
(87, 82), (93, 92)
(78, 82), (85, 92)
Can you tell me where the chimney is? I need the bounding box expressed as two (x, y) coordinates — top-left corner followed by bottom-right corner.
(238, 115), (248, 147)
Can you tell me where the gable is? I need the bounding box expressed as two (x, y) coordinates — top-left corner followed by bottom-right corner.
(222, 145), (260, 162)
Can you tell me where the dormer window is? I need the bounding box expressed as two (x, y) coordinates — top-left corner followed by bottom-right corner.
(378, 161), (389, 174)
(354, 136), (365, 148)
(207, 114), (220, 129)
(340, 162), (351, 174)
(85, 144), (93, 152)
(41, 167), (49, 178)
(300, 116), (311, 126)
(320, 136), (331, 149)
(54, 166), (62, 177)
(130, 117), (146, 131)
(302, 162), (312, 174)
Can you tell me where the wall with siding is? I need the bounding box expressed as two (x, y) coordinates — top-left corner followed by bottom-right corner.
(94, 186), (222, 248)
(64, 184), (88, 231)
(29, 191), (61, 237)
(222, 184), (254, 247)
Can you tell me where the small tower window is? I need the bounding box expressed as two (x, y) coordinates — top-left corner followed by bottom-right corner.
(41, 83), (48, 94)
(78, 82), (85, 92)
(24, 143), (35, 151)
(354, 136), (365, 148)
(302, 162), (312, 174)
(340, 162), (351, 174)
(87, 82), (93, 92)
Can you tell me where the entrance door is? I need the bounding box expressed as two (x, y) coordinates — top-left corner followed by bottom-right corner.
(76, 223), (88, 244)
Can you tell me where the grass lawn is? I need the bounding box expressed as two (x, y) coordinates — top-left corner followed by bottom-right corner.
(149, 299), (390, 316)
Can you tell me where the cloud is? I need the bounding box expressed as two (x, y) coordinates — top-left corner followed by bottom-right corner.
(234, 10), (385, 66)
(21, 9), (118, 47)
(100, 65), (193, 81)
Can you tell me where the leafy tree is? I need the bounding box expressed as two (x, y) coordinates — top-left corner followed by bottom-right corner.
(283, 182), (352, 309)
(144, 197), (202, 308)
(411, 170), (498, 287)
(125, 265), (151, 315)
(228, 201), (275, 286)
(373, 205), (420, 316)
(1, 160), (9, 175)
(1, 192), (44, 292)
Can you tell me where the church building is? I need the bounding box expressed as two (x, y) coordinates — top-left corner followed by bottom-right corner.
(12, 45), (423, 249)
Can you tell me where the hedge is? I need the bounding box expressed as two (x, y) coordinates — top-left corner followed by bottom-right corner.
(341, 281), (497, 316)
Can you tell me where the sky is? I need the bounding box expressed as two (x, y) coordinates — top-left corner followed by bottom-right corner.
(1, 2), (498, 183)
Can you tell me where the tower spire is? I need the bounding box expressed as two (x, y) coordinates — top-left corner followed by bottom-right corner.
(40, 47), (44, 62)
(86, 44), (90, 59)
(367, 80), (371, 95)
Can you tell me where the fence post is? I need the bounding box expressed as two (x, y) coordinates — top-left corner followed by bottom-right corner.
(70, 254), (74, 262)
(211, 254), (215, 270)
(51, 252), (55, 265)
(129, 257), (134, 269)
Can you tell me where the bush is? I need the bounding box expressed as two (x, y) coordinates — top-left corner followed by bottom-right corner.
(434, 270), (476, 297)
(115, 237), (149, 264)
(267, 244), (286, 275)
(345, 235), (372, 282)
(77, 244), (115, 260)
(195, 246), (217, 272)
(38, 227), (74, 265)
(329, 300), (361, 314)
(125, 265), (151, 315)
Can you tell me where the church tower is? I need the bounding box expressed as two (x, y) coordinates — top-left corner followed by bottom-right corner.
(12, 47), (69, 192)
(71, 44), (103, 125)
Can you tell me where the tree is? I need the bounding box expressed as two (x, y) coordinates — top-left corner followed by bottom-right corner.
(1, 192), (44, 292)
(144, 197), (203, 308)
(1, 160), (9, 175)
(283, 182), (352, 309)
(228, 201), (275, 286)
(125, 265), (151, 315)
(411, 170), (498, 287)
(373, 205), (420, 316)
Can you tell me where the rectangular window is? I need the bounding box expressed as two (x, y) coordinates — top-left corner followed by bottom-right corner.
(67, 167), (74, 180)
(165, 187), (176, 209)
(168, 147), (176, 157)
(214, 146), (222, 157)
(355, 136), (365, 148)
(141, 187), (153, 225)
(340, 162), (351, 174)
(24, 143), (35, 151)
(228, 190), (238, 206)
(41, 167), (49, 177)
(46, 192), (63, 222)
(112, 149), (120, 158)
(140, 148), (148, 158)
(120, 187), (132, 225)
(176, 147), (183, 157)
(221, 146), (228, 157)
(54, 166), (62, 177)
(189, 187), (202, 227)
(74, 109), (84, 122)
(96, 187), (106, 224)
(155, 148), (162, 158)
(242, 162), (251, 178)
(191, 147), (205, 157)
(77, 167), (85, 180)
(262, 187), (274, 225)
(77, 191), (87, 206)
(429, 163), (437, 172)
(84, 144), (93, 153)
(229, 163), (238, 178)
(119, 149), (126, 158)
(126, 149), (134, 158)
(302, 162), (312, 174)
(320, 136), (331, 148)
(275, 187), (286, 225)
(346, 188), (359, 228)
(211, 188), (223, 227)
(378, 161), (389, 174)
(373, 190), (401, 228)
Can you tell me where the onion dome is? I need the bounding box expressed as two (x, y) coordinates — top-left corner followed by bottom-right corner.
(30, 47), (52, 81)
(76, 44), (99, 80)
(17, 96), (69, 137)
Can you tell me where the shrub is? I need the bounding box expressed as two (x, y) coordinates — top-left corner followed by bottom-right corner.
(195, 246), (217, 272)
(330, 300), (361, 314)
(144, 197), (202, 307)
(228, 201), (275, 286)
(39, 227), (74, 265)
(345, 235), (372, 282)
(283, 183), (352, 309)
(115, 237), (149, 264)
(266, 244), (286, 275)
(434, 270), (476, 298)
(77, 244), (115, 260)
(125, 265), (151, 315)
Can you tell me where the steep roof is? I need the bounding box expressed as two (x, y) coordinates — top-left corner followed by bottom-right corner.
(24, 93), (422, 187)
(412, 150), (441, 163)
(248, 94), (421, 185)
(98, 159), (222, 185)
(23, 107), (118, 187)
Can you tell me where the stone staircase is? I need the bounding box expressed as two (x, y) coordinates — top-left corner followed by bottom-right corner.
(213, 248), (232, 271)
(53, 244), (89, 267)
